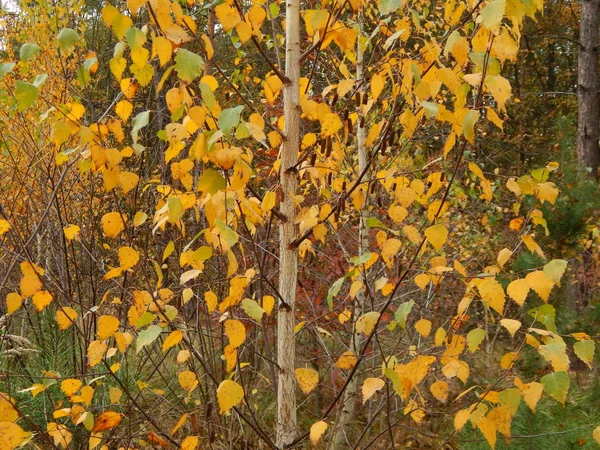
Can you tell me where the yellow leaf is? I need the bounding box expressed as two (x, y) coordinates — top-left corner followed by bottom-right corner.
(224, 319), (246, 348)
(477, 417), (497, 449)
(414, 319), (432, 337)
(102, 212), (125, 239)
(538, 343), (569, 372)
(56, 307), (78, 330)
(371, 73), (384, 100)
(463, 109), (480, 144)
(92, 411), (122, 432)
(6, 293), (23, 315)
(0, 219), (10, 236)
(355, 311), (380, 336)
(133, 211), (148, 227)
(115, 100), (133, 122)
(335, 351), (358, 370)
(217, 380), (244, 414)
(119, 171), (139, 194)
(362, 378), (385, 404)
(181, 436), (199, 450)
(163, 330), (183, 352)
(178, 371), (198, 392)
(215, 3), (240, 32)
(80, 385), (94, 406)
(152, 36), (172, 67)
(454, 409), (470, 431)
(205, 291), (218, 313)
(521, 234), (545, 259)
(525, 270), (554, 302)
(118, 246), (139, 270)
(388, 205), (408, 224)
(295, 368), (319, 394)
(500, 319), (521, 337)
(430, 380), (449, 402)
(506, 279), (529, 306)
(109, 387), (122, 404)
(63, 224), (80, 240)
(32, 291), (53, 311)
(593, 426), (600, 444)
(87, 340), (107, 367)
(235, 21), (252, 43)
(424, 224), (448, 251)
(60, 379), (82, 397)
(262, 295), (275, 316)
(97, 315), (120, 340)
(477, 278), (505, 314)
(0, 393), (19, 422)
(0, 422), (27, 449)
(496, 248), (512, 268)
(414, 273), (431, 290)
(310, 421), (328, 446)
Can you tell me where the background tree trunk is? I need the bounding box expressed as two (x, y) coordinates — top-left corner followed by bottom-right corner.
(577, 0), (600, 177)
(276, 0), (300, 445)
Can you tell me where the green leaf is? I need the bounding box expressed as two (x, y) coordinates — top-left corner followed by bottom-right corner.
(350, 252), (372, 266)
(215, 219), (239, 249)
(218, 105), (245, 137)
(131, 110), (150, 144)
(365, 217), (389, 229)
(327, 276), (346, 311)
(125, 27), (146, 50)
(136, 325), (162, 353)
(421, 101), (438, 119)
(136, 312), (157, 329)
(541, 371), (569, 404)
(467, 328), (486, 352)
(573, 340), (595, 369)
(15, 81), (38, 111)
(175, 49), (204, 82)
(379, 0), (401, 15)
(529, 304), (556, 333)
(480, 0), (506, 30)
(0, 62), (15, 80)
(463, 109), (480, 144)
(57, 28), (80, 52)
(197, 168), (225, 194)
(33, 74), (48, 88)
(199, 82), (215, 109)
(394, 300), (415, 330)
(241, 298), (265, 322)
(193, 246), (213, 261)
(20, 43), (40, 62)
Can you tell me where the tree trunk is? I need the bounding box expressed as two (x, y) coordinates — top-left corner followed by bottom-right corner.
(276, 0), (300, 445)
(331, 16), (368, 448)
(577, 0), (600, 178)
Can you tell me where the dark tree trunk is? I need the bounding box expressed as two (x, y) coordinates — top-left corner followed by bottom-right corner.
(577, 0), (600, 178)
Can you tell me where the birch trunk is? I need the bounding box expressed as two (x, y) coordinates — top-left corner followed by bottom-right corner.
(331, 18), (368, 448)
(577, 0), (600, 178)
(276, 0), (300, 445)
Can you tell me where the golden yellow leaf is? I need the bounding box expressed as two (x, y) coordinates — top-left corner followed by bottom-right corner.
(115, 100), (133, 122)
(371, 73), (384, 100)
(506, 279), (530, 306)
(60, 379), (82, 397)
(388, 205), (408, 224)
(32, 291), (53, 312)
(295, 368), (319, 394)
(525, 270), (554, 302)
(56, 307), (78, 330)
(355, 311), (380, 336)
(335, 351), (358, 370)
(118, 246), (139, 270)
(178, 371), (198, 392)
(63, 224), (80, 240)
(362, 378), (385, 404)
(425, 224), (448, 251)
(235, 21), (252, 43)
(215, 3), (240, 32)
(6, 293), (23, 316)
(217, 380), (244, 414)
(97, 315), (120, 340)
(224, 319), (246, 348)
(205, 291), (218, 313)
(87, 340), (107, 367)
(0, 422), (27, 449)
(109, 387), (122, 404)
(414, 273), (431, 290)
(455, 409), (470, 431)
(101, 212), (125, 239)
(477, 278), (505, 315)
(162, 330), (183, 352)
(477, 416), (497, 449)
(0, 220), (10, 236)
(181, 436), (199, 450)
(310, 421), (328, 446)
(500, 319), (521, 337)
(414, 319), (432, 337)
(92, 411), (122, 432)
(80, 385), (94, 406)
(592, 426), (600, 444)
(430, 380), (449, 402)
(119, 171), (139, 194)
